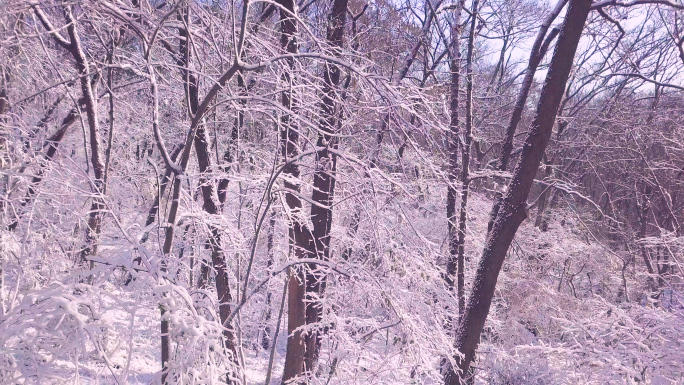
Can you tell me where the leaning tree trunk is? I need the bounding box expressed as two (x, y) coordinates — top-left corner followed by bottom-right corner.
(445, 0), (592, 383)
(487, 0), (567, 232)
(150, 18), (245, 385)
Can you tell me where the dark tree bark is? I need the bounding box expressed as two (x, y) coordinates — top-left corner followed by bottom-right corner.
(0, 67), (8, 118)
(453, 0), (479, 319)
(277, 0), (312, 382)
(123, 145), (183, 287)
(156, 77), (236, 384)
(262, 209), (277, 351)
(487, 0), (567, 232)
(27, 92), (66, 149)
(58, 2), (247, 383)
(445, 0), (465, 308)
(141, 145), (184, 244)
(445, 0), (592, 382)
(487, 26), (511, 93)
(8, 73), (105, 232)
(174, 7), (239, 382)
(103, 35), (121, 194)
(303, 0), (349, 371)
(153, 23), (243, 385)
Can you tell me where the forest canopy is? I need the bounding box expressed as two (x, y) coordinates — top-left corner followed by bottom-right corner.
(0, 0), (683, 383)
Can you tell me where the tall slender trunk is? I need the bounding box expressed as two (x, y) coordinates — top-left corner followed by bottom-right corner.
(218, 4), (275, 207)
(175, 7), (240, 382)
(262, 209), (277, 350)
(454, 0), (479, 320)
(123, 144), (183, 286)
(445, 0), (465, 312)
(32, 6), (106, 271)
(487, 31), (510, 93)
(0, 66), (7, 209)
(67, 12), (106, 269)
(487, 0), (567, 232)
(446, 1), (592, 382)
(276, 0), (312, 382)
(303, 0), (349, 371)
(0, 67), (8, 119)
(147, 7), (244, 380)
(103, 37), (119, 194)
(140, 145), (184, 245)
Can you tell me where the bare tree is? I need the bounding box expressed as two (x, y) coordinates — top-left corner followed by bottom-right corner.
(447, 0), (592, 381)
(32, 5), (105, 271)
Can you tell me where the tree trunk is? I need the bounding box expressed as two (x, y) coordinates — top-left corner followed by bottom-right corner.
(151, 12), (244, 383)
(66, 11), (106, 269)
(276, 0), (312, 382)
(454, 0), (479, 320)
(262, 209), (277, 350)
(32, 5), (106, 272)
(446, 1), (591, 382)
(445, 0), (465, 317)
(177, 7), (240, 381)
(303, 0), (349, 371)
(487, 0), (567, 232)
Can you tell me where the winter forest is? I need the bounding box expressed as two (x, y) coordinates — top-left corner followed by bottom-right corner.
(1, 0), (684, 383)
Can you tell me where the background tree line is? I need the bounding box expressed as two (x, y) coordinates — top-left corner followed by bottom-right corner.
(0, 0), (682, 383)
